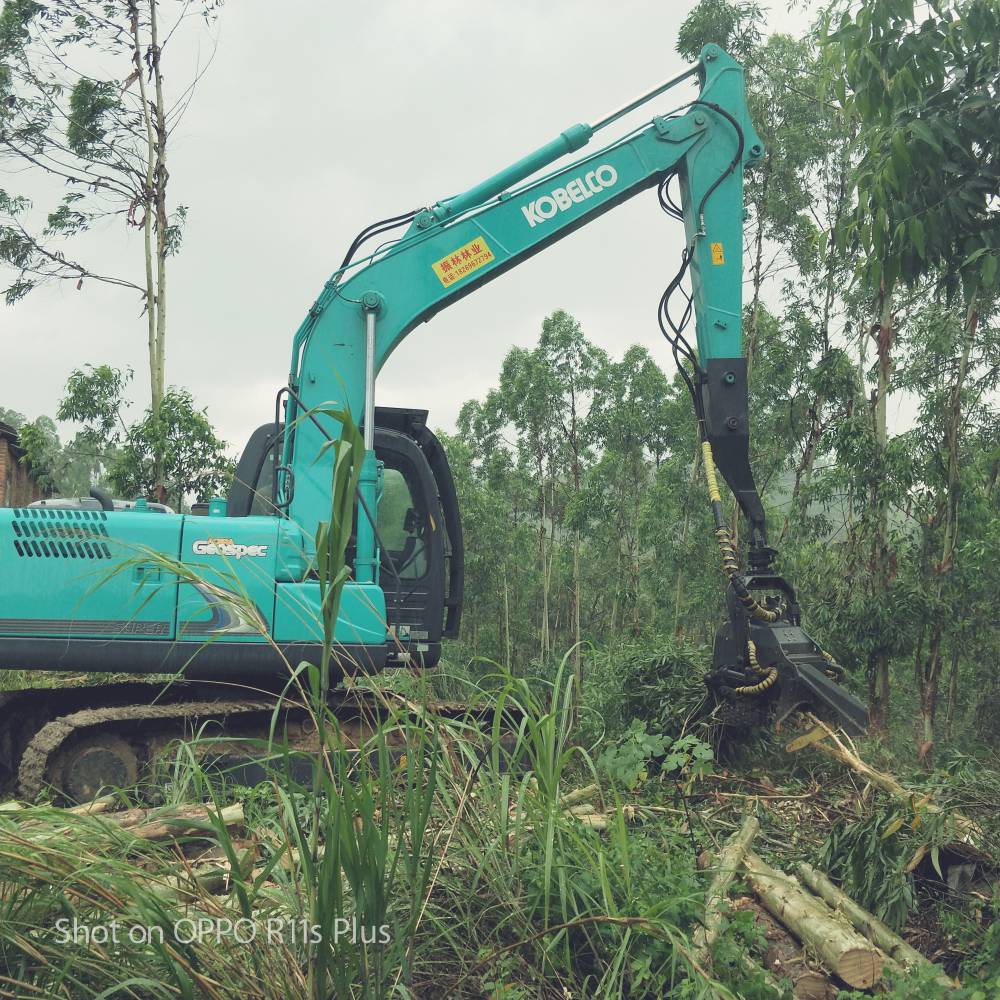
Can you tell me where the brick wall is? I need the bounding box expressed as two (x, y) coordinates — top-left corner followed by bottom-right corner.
(0, 438), (8, 506)
(0, 430), (44, 508)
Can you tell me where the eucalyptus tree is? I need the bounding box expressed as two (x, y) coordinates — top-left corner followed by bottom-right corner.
(110, 387), (233, 512)
(0, 0), (221, 500)
(54, 361), (231, 511)
(537, 311), (605, 677)
(492, 343), (562, 666)
(486, 313), (606, 669)
(828, 0), (1000, 746)
(446, 401), (538, 669)
(584, 345), (673, 636)
(894, 302), (1000, 761)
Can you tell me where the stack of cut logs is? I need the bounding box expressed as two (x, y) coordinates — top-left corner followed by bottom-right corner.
(690, 814), (956, 998)
(556, 714), (979, 998)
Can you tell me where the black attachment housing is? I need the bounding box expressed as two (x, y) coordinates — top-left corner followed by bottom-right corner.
(707, 573), (869, 737)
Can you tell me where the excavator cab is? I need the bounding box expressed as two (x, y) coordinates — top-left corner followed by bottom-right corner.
(228, 405), (464, 668)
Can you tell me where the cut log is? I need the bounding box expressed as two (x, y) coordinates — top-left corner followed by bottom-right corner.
(739, 897), (832, 999)
(743, 851), (883, 989)
(789, 968), (834, 999)
(560, 783), (600, 808)
(797, 863), (956, 989)
(694, 815), (760, 962)
(68, 795), (114, 816)
(123, 803), (244, 841)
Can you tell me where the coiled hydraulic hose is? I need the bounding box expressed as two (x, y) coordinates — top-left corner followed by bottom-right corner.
(735, 639), (779, 696)
(820, 648), (845, 680)
(701, 441), (779, 624)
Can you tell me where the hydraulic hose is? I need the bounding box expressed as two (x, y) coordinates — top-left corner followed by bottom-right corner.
(701, 440), (779, 624)
(735, 639), (779, 696)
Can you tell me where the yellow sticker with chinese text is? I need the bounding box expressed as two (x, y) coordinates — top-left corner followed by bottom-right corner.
(432, 237), (495, 287)
(711, 242), (725, 265)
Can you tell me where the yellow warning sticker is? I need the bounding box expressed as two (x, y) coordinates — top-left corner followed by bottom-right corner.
(432, 237), (495, 287)
(711, 242), (725, 265)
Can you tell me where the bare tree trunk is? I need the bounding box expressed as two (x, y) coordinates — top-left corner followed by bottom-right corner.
(536, 452), (549, 667)
(502, 565), (512, 667)
(131, 5), (160, 403)
(568, 389), (583, 686)
(917, 626), (943, 766)
(744, 158), (771, 387)
(673, 446), (701, 638)
(916, 299), (977, 766)
(630, 463), (642, 635)
(944, 644), (960, 741)
(727, 158), (772, 539)
(867, 287), (894, 735)
(150, 0), (169, 504)
(130, 0), (169, 502)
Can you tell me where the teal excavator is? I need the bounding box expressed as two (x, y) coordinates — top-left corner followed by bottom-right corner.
(0, 46), (867, 801)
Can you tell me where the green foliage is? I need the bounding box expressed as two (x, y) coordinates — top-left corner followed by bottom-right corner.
(58, 363), (133, 452)
(829, 0), (1000, 300)
(0, 406), (24, 429)
(598, 720), (670, 789)
(110, 388), (234, 509)
(817, 804), (917, 931)
(15, 414), (63, 492)
(0, 0), (217, 302)
(676, 0), (764, 62)
(584, 636), (711, 742)
(839, 958), (1000, 1000)
(65, 78), (119, 159)
(598, 723), (714, 792)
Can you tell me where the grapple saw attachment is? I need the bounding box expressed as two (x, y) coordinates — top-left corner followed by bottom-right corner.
(705, 574), (869, 737)
(697, 441), (868, 737)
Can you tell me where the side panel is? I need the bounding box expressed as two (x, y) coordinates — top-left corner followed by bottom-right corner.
(178, 515), (282, 642)
(274, 581), (387, 671)
(0, 507), (182, 639)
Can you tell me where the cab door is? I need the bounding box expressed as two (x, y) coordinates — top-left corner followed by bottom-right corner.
(374, 428), (445, 660)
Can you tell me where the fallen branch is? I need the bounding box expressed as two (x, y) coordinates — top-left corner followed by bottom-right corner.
(560, 783), (600, 808)
(791, 715), (983, 852)
(116, 803), (244, 841)
(573, 813), (608, 830)
(147, 841), (258, 902)
(743, 851), (883, 990)
(68, 795), (115, 816)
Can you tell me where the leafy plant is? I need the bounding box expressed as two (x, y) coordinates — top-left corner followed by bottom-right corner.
(598, 722), (714, 790)
(817, 804), (916, 932)
(598, 720), (670, 789)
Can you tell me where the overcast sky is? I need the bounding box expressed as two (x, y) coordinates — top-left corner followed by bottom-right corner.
(4, 0), (827, 453)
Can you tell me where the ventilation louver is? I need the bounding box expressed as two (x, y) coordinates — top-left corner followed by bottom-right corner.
(8, 508), (112, 560)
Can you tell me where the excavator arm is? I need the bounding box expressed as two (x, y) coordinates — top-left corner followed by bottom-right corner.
(278, 44), (867, 736)
(282, 44), (762, 553)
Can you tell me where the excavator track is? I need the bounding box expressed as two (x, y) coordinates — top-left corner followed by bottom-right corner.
(16, 697), (276, 801)
(6, 682), (513, 803)
(0, 679), (217, 783)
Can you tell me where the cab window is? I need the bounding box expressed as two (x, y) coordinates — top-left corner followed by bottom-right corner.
(378, 461), (429, 580)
